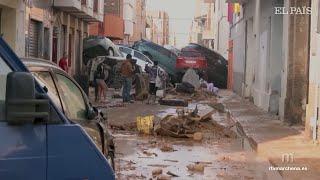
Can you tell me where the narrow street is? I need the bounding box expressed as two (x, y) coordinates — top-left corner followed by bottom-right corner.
(1, 0), (320, 179)
(92, 89), (281, 179)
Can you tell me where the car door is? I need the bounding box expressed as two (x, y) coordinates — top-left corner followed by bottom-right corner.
(30, 69), (114, 179)
(0, 53), (47, 180)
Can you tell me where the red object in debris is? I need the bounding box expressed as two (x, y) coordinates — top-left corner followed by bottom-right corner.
(176, 50), (207, 69)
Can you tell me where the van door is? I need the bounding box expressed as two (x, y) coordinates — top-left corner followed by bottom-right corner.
(0, 56), (47, 180)
(46, 73), (114, 179)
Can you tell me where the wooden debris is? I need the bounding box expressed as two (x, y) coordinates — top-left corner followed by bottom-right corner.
(186, 164), (205, 173)
(167, 171), (179, 177)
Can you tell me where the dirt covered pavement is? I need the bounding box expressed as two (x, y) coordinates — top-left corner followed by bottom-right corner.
(92, 88), (280, 179)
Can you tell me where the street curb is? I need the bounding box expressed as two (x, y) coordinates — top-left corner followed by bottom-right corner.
(223, 104), (283, 179)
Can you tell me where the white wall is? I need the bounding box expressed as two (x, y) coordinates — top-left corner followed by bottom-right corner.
(123, 0), (135, 36)
(230, 0), (283, 114)
(307, 0), (320, 138)
(0, 1), (25, 57)
(213, 1), (229, 59)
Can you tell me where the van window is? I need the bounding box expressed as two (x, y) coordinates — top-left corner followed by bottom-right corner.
(0, 56), (12, 121)
(32, 72), (63, 111)
(56, 74), (87, 121)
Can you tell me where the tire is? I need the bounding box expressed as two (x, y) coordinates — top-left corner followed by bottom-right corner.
(108, 48), (114, 57)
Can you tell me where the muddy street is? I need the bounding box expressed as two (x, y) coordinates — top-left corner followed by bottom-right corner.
(97, 90), (281, 180)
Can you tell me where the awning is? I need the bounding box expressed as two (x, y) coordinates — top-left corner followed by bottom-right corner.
(225, 0), (247, 4)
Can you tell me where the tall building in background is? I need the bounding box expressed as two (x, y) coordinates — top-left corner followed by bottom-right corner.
(123, 0), (135, 44)
(189, 0), (214, 49)
(146, 10), (169, 45)
(130, 0), (146, 43)
(89, 0), (125, 41)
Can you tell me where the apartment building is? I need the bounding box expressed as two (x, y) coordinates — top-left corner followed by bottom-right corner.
(89, 0), (124, 41)
(189, 0), (214, 49)
(146, 10), (169, 45)
(227, 0), (311, 129)
(0, 0), (104, 76)
(0, 0), (26, 57)
(130, 0), (146, 42)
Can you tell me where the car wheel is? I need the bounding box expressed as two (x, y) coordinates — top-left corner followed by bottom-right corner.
(108, 48), (114, 56)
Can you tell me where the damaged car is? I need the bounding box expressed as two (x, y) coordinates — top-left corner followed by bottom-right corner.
(182, 43), (228, 88)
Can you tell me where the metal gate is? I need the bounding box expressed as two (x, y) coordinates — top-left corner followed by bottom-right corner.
(29, 19), (40, 58)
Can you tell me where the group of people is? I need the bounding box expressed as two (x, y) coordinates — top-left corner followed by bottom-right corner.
(93, 54), (166, 104)
(58, 51), (165, 104)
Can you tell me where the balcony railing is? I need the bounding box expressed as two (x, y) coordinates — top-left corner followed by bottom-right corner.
(53, 0), (103, 22)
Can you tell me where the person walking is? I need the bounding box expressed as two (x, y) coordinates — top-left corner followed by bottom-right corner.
(59, 52), (68, 72)
(145, 61), (163, 104)
(95, 63), (108, 103)
(120, 54), (134, 103)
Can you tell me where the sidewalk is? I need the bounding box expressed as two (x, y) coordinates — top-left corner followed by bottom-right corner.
(218, 90), (320, 180)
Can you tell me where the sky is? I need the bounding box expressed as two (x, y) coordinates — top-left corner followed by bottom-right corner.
(146, 0), (197, 48)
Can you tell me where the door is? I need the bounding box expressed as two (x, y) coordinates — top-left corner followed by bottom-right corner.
(0, 56), (47, 180)
(29, 19), (41, 58)
(46, 72), (114, 179)
(52, 27), (58, 64)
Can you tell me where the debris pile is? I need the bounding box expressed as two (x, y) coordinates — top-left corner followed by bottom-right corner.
(154, 104), (214, 138)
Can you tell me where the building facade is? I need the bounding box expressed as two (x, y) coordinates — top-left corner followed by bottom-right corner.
(146, 10), (169, 45)
(306, 0), (320, 141)
(227, 0), (310, 128)
(0, 0), (26, 57)
(130, 0), (146, 42)
(89, 0), (125, 41)
(212, 0), (229, 59)
(189, 0), (215, 49)
(0, 0), (104, 76)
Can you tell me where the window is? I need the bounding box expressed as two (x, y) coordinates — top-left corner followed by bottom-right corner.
(119, 46), (132, 55)
(134, 51), (152, 64)
(0, 56), (12, 121)
(56, 74), (87, 121)
(32, 72), (63, 111)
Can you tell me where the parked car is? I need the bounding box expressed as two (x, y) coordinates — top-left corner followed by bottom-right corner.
(182, 43), (228, 88)
(176, 50), (207, 69)
(0, 37), (115, 179)
(83, 36), (123, 65)
(118, 45), (154, 72)
(132, 39), (182, 83)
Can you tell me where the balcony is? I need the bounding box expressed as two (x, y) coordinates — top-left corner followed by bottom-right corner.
(89, 14), (124, 40)
(53, 0), (103, 22)
(53, 0), (82, 12)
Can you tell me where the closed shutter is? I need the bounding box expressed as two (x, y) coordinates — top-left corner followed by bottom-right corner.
(29, 20), (40, 58)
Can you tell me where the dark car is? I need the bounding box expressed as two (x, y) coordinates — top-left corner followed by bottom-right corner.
(132, 39), (183, 83)
(182, 43), (228, 88)
(21, 57), (115, 170)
